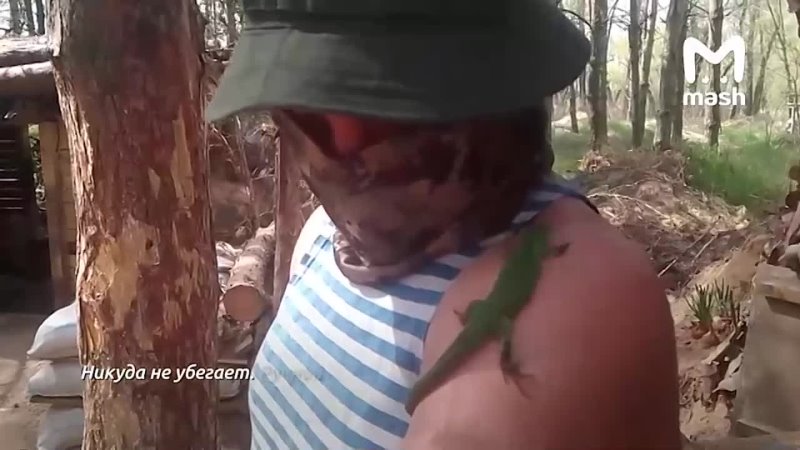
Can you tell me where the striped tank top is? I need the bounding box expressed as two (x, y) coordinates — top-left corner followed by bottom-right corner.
(249, 175), (588, 450)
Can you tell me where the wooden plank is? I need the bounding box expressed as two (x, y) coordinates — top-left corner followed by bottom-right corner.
(57, 120), (75, 301)
(752, 264), (800, 306)
(58, 152), (74, 198)
(735, 263), (800, 433)
(39, 121), (69, 308)
(64, 200), (76, 231)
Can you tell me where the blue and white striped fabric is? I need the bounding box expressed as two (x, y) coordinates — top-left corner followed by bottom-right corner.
(249, 176), (587, 450)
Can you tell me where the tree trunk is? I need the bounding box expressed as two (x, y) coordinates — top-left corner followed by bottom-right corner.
(752, 30), (777, 115)
(49, 0), (219, 448)
(9, 0), (22, 35)
(577, 0), (589, 109)
(223, 0), (239, 45)
(637, 0), (658, 144)
(273, 139), (305, 309)
(629, 0), (642, 147)
(672, 8), (689, 148)
(34, 0), (45, 35)
(729, 6), (749, 119)
(705, 0), (723, 149)
(768, 0), (799, 133)
(569, 83), (580, 133)
(743, 6), (758, 116)
(22, 0), (35, 35)
(589, 0), (609, 150)
(654, 0), (688, 150)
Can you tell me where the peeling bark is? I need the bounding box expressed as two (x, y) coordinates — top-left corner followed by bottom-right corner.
(49, 0), (218, 448)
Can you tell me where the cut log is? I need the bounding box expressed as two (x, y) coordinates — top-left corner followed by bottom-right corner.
(0, 61), (55, 96)
(0, 37), (51, 67)
(222, 222), (276, 320)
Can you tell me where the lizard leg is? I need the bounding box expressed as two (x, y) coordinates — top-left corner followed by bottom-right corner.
(546, 242), (570, 259)
(499, 317), (533, 400)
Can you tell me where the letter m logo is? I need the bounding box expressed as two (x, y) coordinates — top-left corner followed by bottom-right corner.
(683, 35), (746, 83)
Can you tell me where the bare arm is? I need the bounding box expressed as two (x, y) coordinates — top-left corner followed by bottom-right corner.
(402, 202), (681, 449)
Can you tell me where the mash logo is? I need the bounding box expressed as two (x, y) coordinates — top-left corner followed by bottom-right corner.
(682, 35), (746, 107)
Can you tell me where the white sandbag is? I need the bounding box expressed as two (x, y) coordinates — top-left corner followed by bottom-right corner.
(28, 303), (79, 360)
(29, 359), (242, 400)
(37, 407), (83, 450)
(28, 360), (83, 398)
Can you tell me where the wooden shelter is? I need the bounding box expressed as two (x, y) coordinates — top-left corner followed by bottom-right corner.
(0, 36), (74, 312)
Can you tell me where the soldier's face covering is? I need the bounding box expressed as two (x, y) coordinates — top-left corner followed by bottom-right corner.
(271, 108), (554, 285)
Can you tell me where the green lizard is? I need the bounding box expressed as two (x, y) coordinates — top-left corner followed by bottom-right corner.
(404, 225), (568, 415)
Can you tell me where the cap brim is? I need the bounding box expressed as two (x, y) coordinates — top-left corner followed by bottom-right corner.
(206, 2), (589, 123)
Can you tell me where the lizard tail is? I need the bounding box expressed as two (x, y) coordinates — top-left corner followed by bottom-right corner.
(404, 330), (487, 415)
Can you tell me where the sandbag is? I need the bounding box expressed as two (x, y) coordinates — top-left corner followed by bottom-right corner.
(27, 303), (79, 360)
(28, 360), (242, 400)
(28, 360), (82, 398)
(37, 407), (83, 450)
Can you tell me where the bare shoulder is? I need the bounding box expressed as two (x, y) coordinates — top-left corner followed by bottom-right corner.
(402, 197), (681, 450)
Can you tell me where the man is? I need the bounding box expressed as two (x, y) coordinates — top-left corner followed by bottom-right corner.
(208, 0), (681, 449)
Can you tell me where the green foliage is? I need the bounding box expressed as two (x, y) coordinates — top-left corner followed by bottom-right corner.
(715, 281), (740, 330)
(552, 118), (793, 214)
(552, 126), (592, 174)
(685, 284), (718, 329)
(685, 124), (794, 212)
(685, 282), (738, 331)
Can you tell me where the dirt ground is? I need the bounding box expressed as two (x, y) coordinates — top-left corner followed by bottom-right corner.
(576, 149), (787, 444)
(0, 311), (252, 450)
(0, 313), (49, 450)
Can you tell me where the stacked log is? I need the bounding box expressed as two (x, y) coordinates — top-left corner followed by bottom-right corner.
(0, 37), (54, 97)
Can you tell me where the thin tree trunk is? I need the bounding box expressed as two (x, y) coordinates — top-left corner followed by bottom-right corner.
(49, 0), (218, 448)
(569, 83), (580, 132)
(589, 0), (609, 150)
(273, 140), (304, 309)
(33, 0), (44, 35)
(673, 8), (689, 148)
(577, 0), (589, 109)
(629, 0), (643, 147)
(744, 6), (759, 116)
(655, 0), (688, 150)
(705, 0), (723, 148)
(636, 0), (658, 145)
(9, 0), (22, 35)
(768, 0), (799, 133)
(729, 6), (749, 119)
(753, 30), (777, 115)
(22, 0), (34, 35)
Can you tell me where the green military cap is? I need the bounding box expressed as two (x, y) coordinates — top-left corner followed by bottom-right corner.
(207, 0), (590, 123)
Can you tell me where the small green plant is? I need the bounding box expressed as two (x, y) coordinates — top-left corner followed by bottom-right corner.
(714, 282), (740, 332)
(686, 284), (717, 333)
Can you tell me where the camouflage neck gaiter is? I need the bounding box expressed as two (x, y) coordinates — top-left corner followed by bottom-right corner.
(272, 109), (554, 285)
